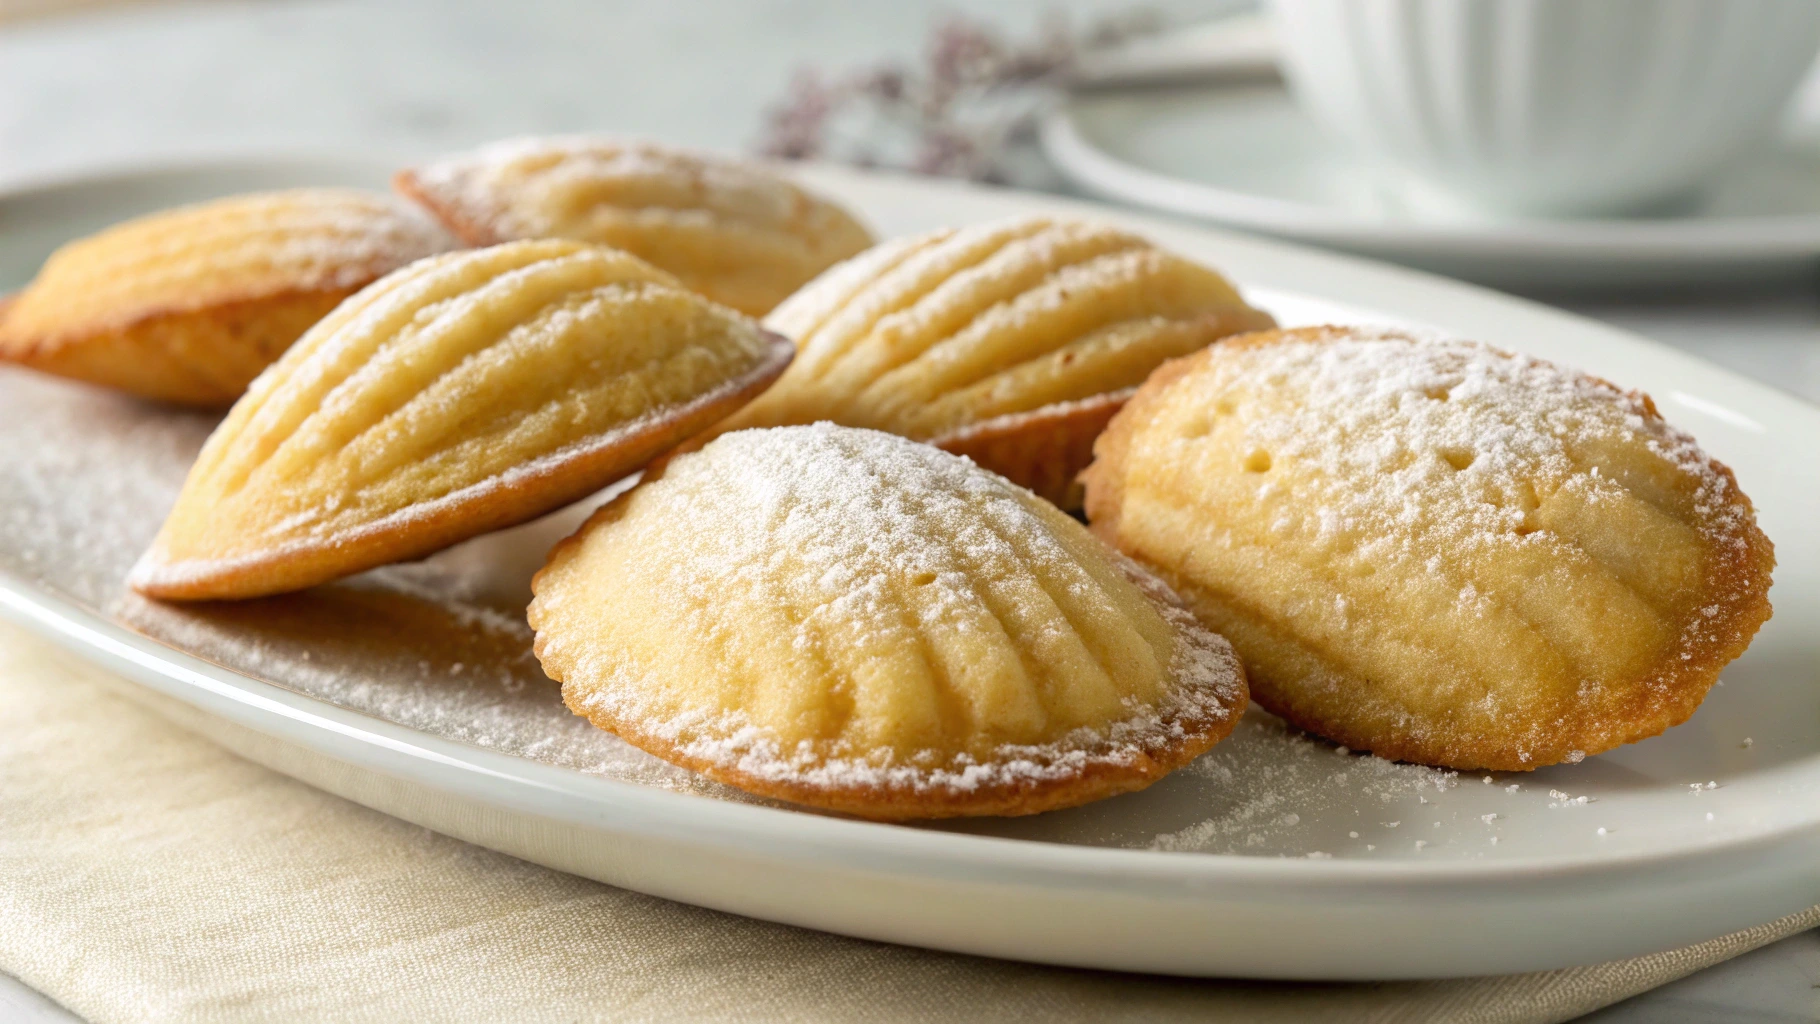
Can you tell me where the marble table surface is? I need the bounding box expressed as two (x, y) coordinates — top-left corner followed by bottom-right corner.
(1, 2), (1816, 1021)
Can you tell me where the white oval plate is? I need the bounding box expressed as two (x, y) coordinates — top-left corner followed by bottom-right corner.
(1041, 83), (1820, 289)
(0, 157), (1815, 981)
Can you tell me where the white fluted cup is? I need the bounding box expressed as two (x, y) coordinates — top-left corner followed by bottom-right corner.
(1268, 0), (1820, 217)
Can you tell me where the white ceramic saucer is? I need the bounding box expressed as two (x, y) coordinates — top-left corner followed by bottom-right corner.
(1042, 82), (1820, 288)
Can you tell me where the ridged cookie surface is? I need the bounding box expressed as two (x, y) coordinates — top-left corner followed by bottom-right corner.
(395, 136), (873, 316)
(1083, 326), (1775, 771)
(0, 189), (457, 406)
(131, 239), (792, 600)
(710, 217), (1274, 505)
(530, 424), (1247, 819)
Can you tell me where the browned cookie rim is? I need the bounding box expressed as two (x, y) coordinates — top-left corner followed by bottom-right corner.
(930, 389), (1134, 509)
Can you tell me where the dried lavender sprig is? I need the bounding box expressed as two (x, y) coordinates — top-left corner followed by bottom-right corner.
(755, 9), (1163, 185)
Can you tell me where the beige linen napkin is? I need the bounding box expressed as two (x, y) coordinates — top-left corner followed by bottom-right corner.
(2, 620), (1814, 1024)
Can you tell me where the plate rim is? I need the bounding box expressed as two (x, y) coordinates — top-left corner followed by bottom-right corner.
(6, 570), (1819, 895)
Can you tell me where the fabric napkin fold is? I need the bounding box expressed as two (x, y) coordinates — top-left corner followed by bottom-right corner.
(2, 620), (1813, 1024)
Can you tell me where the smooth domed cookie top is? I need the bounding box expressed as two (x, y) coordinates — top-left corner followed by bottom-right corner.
(1084, 326), (1774, 770)
(530, 424), (1246, 818)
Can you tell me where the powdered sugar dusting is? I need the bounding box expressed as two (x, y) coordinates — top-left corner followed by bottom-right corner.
(540, 423), (1244, 799)
(1226, 327), (1747, 550)
(0, 340), (1776, 853)
(0, 368), (740, 797)
(1177, 327), (1768, 756)
(1149, 715), (1461, 853)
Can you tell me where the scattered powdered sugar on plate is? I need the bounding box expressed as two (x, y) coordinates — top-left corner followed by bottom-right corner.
(0, 369), (747, 799)
(0, 373), (206, 607)
(1148, 714), (1460, 854)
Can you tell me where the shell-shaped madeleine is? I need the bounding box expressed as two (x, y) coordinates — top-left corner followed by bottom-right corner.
(395, 136), (874, 316)
(707, 216), (1275, 505)
(131, 239), (793, 601)
(0, 189), (458, 407)
(529, 424), (1247, 819)
(1083, 326), (1775, 771)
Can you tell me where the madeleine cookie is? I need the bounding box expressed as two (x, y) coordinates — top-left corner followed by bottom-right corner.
(130, 240), (792, 601)
(395, 136), (873, 316)
(1083, 326), (1775, 771)
(0, 189), (457, 407)
(530, 424), (1247, 819)
(708, 217), (1274, 506)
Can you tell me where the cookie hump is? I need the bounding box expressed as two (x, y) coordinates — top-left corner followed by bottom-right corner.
(530, 424), (1247, 819)
(709, 216), (1275, 505)
(395, 136), (874, 316)
(0, 189), (458, 407)
(131, 239), (792, 600)
(1083, 326), (1775, 771)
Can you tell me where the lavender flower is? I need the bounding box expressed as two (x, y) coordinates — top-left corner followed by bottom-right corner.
(756, 10), (1162, 186)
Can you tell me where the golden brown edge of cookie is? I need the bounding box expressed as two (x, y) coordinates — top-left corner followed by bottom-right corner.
(129, 332), (795, 601)
(1083, 324), (1776, 772)
(0, 285), (361, 408)
(394, 169), (510, 247)
(576, 687), (1240, 821)
(1079, 345), (1210, 538)
(930, 389), (1135, 509)
(530, 480), (1248, 820)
